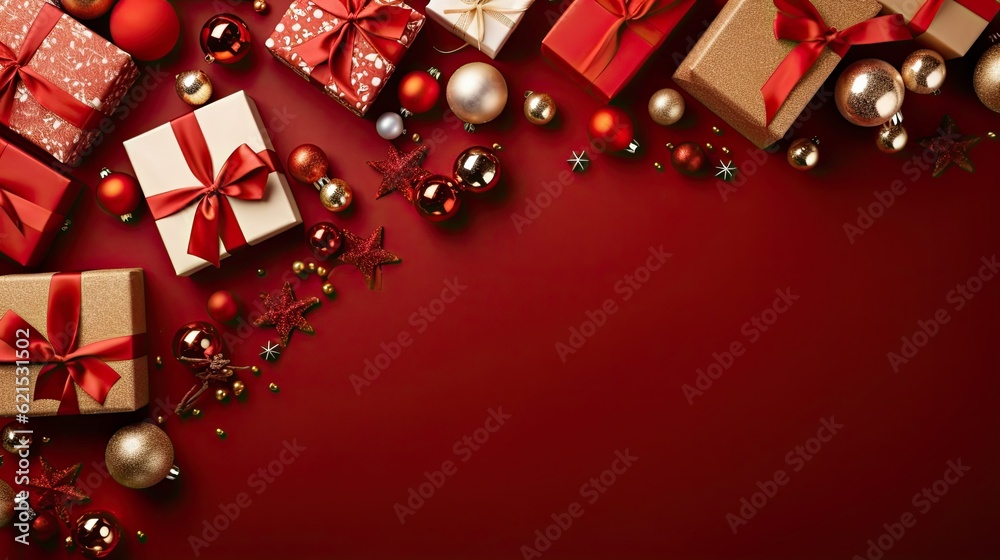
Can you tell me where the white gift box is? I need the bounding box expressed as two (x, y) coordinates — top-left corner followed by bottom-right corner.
(123, 91), (302, 276)
(426, 0), (532, 59)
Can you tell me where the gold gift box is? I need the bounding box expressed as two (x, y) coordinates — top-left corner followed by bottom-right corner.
(0, 269), (148, 417)
(673, 0), (883, 148)
(880, 0), (998, 59)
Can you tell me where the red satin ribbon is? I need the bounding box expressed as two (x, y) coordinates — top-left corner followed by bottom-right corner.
(145, 113), (280, 267)
(908, 0), (997, 36)
(289, 0), (411, 105)
(0, 3), (102, 131)
(0, 273), (146, 415)
(577, 0), (680, 81)
(761, 0), (911, 125)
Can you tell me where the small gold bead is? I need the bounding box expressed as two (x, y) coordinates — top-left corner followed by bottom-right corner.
(192, 408), (202, 417)
(65, 536), (75, 549)
(412, 133), (421, 143)
(653, 162), (663, 171)
(989, 132), (997, 140)
(251, 365), (260, 375)
(492, 143), (503, 151)
(269, 383), (280, 393)
(322, 283), (335, 296)
(215, 388), (229, 401)
(256, 268), (266, 277)
(316, 266), (328, 278)
(665, 142), (675, 151)
(156, 416), (165, 424)
(705, 143), (714, 151)
(137, 531), (147, 543)
(41, 436), (51, 444)
(222, 368), (233, 376)
(253, 0), (267, 13)
(307, 262), (316, 273)
(292, 261), (305, 274)
(231, 380), (245, 396)
(721, 147), (731, 154)
(155, 356), (163, 367)
(712, 126), (723, 135)
(216, 428), (227, 438)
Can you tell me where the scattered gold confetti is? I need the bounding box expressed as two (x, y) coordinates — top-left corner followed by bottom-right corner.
(721, 147), (731, 154)
(256, 268), (266, 277)
(215, 389), (229, 401)
(216, 428), (227, 439)
(712, 126), (723, 135)
(492, 143), (503, 151)
(665, 142), (675, 150)
(316, 266), (328, 278)
(65, 536), (74, 549)
(192, 408), (202, 417)
(412, 133), (421, 143)
(705, 143), (714, 151)
(251, 366), (260, 376)
(269, 383), (280, 393)
(41, 436), (51, 444)
(988, 132), (997, 140)
(156, 416), (165, 424)
(653, 162), (663, 171)
(155, 356), (163, 367)
(307, 262), (316, 273)
(137, 531), (147, 543)
(292, 261), (305, 274)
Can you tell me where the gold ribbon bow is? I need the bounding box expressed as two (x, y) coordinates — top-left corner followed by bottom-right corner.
(443, 0), (530, 49)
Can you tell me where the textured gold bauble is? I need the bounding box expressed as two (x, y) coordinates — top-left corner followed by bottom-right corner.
(523, 91), (556, 125)
(1, 423), (28, 453)
(175, 70), (213, 106)
(835, 59), (905, 127)
(787, 138), (820, 171)
(319, 179), (353, 212)
(647, 88), (685, 126)
(973, 43), (1000, 113)
(105, 423), (176, 489)
(446, 62), (508, 129)
(901, 49), (946, 94)
(876, 124), (908, 154)
(0, 479), (13, 528)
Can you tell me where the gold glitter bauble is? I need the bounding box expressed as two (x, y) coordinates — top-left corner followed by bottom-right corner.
(175, 70), (213, 106)
(0, 479), (14, 528)
(1, 423), (28, 453)
(523, 91), (556, 125)
(901, 49), (946, 94)
(787, 138), (820, 171)
(876, 124), (908, 154)
(319, 179), (353, 212)
(105, 423), (176, 489)
(647, 88), (684, 126)
(973, 44), (1000, 113)
(835, 59), (905, 127)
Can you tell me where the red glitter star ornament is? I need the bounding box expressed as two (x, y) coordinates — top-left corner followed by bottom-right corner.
(366, 145), (431, 201)
(25, 458), (89, 524)
(337, 226), (401, 290)
(252, 282), (320, 347)
(918, 115), (981, 178)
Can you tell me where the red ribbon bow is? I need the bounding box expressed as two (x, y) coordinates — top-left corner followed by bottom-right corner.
(577, 0), (679, 81)
(0, 273), (146, 415)
(0, 3), (101, 131)
(290, 0), (412, 105)
(907, 0), (997, 36)
(145, 113), (281, 267)
(761, 0), (911, 125)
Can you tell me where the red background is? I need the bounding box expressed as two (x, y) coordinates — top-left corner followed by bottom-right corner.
(3, 0), (1000, 558)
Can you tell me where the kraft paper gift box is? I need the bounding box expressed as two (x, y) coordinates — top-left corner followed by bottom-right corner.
(0, 0), (139, 164)
(123, 91), (302, 277)
(0, 268), (148, 417)
(426, 0), (533, 59)
(880, 0), (1000, 59)
(541, 0), (696, 103)
(266, 0), (425, 116)
(0, 137), (81, 267)
(673, 0), (911, 148)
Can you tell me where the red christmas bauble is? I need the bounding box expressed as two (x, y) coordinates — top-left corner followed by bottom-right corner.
(172, 321), (222, 366)
(588, 106), (634, 152)
(398, 70), (440, 114)
(287, 144), (329, 184)
(96, 168), (142, 221)
(207, 290), (240, 323)
(73, 511), (121, 558)
(413, 175), (461, 222)
(31, 511), (59, 542)
(670, 142), (709, 176)
(110, 0), (180, 61)
(307, 222), (343, 258)
(62, 0), (115, 20)
(200, 14), (252, 64)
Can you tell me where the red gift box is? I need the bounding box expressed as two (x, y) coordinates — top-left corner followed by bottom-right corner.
(541, 0), (696, 103)
(266, 0), (425, 116)
(0, 137), (80, 267)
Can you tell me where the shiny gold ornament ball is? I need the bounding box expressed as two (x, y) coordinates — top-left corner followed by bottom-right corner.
(105, 423), (175, 489)
(973, 43), (1000, 113)
(0, 479), (14, 528)
(523, 91), (556, 125)
(647, 88), (684, 126)
(253, 0), (267, 12)
(319, 179), (353, 212)
(215, 388), (229, 401)
(1, 423), (28, 453)
(787, 138), (820, 171)
(175, 70), (213, 106)
(835, 59), (905, 126)
(231, 380), (245, 396)
(292, 261), (305, 274)
(322, 282), (335, 295)
(446, 62), (508, 128)
(901, 49), (946, 94)
(876, 124), (908, 154)
(61, 0), (114, 19)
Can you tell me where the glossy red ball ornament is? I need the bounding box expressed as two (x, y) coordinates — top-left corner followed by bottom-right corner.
(200, 14), (252, 64)
(31, 511), (59, 542)
(287, 144), (329, 184)
(172, 321), (222, 366)
(398, 69), (441, 115)
(587, 106), (634, 152)
(62, 0), (115, 20)
(110, 0), (180, 61)
(73, 511), (121, 558)
(307, 222), (343, 258)
(96, 168), (143, 222)
(207, 290), (240, 323)
(413, 175), (461, 222)
(670, 142), (709, 176)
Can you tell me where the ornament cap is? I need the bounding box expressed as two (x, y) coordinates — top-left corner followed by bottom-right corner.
(399, 107), (413, 118)
(427, 67), (441, 80)
(889, 112), (904, 127)
(625, 139), (640, 154)
(464, 122), (475, 133)
(165, 465), (180, 480)
(119, 212), (134, 223)
(99, 167), (112, 179)
(204, 54), (215, 63)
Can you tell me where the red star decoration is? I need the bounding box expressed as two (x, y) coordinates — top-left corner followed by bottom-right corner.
(337, 226), (401, 290)
(366, 145), (431, 201)
(252, 282), (320, 347)
(26, 457), (89, 525)
(918, 115), (981, 178)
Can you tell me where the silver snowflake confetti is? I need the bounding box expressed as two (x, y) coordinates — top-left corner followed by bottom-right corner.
(260, 341), (281, 361)
(567, 151), (590, 173)
(715, 160), (737, 181)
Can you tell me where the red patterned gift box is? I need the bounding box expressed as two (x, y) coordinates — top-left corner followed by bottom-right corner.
(881, 0), (1000, 59)
(266, 0), (425, 116)
(0, 0), (138, 164)
(0, 137), (81, 267)
(541, 0), (696, 103)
